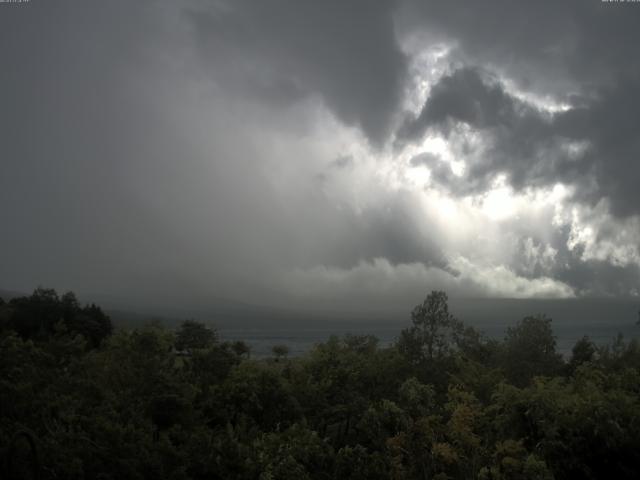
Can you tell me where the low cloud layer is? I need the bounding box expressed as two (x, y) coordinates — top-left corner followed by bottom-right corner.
(1, 0), (638, 312)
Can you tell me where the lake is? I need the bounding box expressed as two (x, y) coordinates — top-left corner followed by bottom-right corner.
(218, 297), (640, 357)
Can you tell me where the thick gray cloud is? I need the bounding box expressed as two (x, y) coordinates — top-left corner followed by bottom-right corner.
(1, 0), (639, 313)
(556, 80), (640, 217)
(398, 67), (571, 192)
(400, 67), (640, 219)
(0, 0), (436, 308)
(398, 0), (640, 98)
(0, 0), (285, 305)
(323, 192), (446, 269)
(509, 226), (640, 298)
(188, 0), (408, 145)
(395, 0), (640, 220)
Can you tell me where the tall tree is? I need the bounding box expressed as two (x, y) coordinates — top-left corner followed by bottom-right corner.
(398, 290), (463, 364)
(175, 319), (217, 353)
(502, 315), (563, 386)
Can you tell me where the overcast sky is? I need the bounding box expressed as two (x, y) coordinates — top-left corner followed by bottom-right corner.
(1, 0), (639, 312)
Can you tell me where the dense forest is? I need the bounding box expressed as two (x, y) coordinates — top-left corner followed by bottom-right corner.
(2, 288), (640, 479)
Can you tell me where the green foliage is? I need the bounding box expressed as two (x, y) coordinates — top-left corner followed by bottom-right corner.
(231, 340), (251, 358)
(398, 290), (463, 364)
(175, 319), (217, 352)
(4, 288), (112, 347)
(255, 424), (333, 480)
(567, 335), (597, 374)
(479, 439), (553, 480)
(1, 287), (640, 479)
(223, 361), (302, 431)
(335, 444), (389, 479)
(271, 344), (290, 361)
(398, 377), (436, 417)
(502, 315), (564, 386)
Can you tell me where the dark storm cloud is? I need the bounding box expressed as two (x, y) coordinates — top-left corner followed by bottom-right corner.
(187, 0), (408, 145)
(399, 68), (523, 136)
(0, 1), (162, 288)
(555, 253), (640, 299)
(1, 0), (639, 308)
(399, 0), (640, 97)
(332, 196), (446, 269)
(399, 68), (572, 193)
(397, 0), (640, 219)
(0, 0), (440, 307)
(511, 226), (640, 298)
(311, 162), (447, 270)
(555, 79), (640, 218)
(399, 68), (572, 188)
(0, 0), (291, 305)
(400, 67), (640, 218)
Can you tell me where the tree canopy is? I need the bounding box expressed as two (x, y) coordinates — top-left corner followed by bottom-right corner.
(1, 288), (640, 479)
